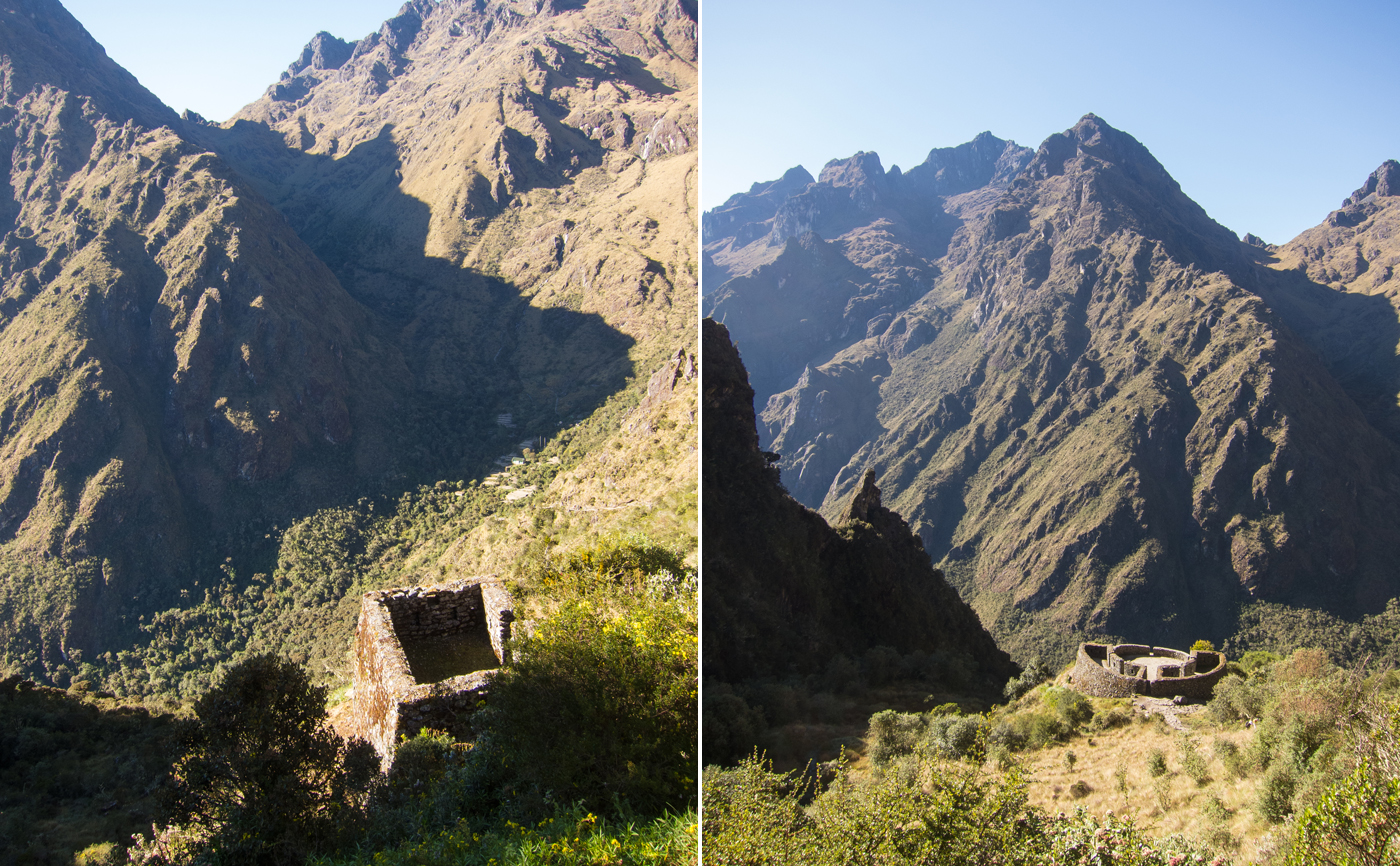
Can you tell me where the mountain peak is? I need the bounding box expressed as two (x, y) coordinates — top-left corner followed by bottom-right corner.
(1025, 113), (1167, 183)
(842, 468), (881, 523)
(284, 31), (356, 78)
(1345, 159), (1400, 207)
(0, 0), (177, 129)
(818, 151), (885, 188)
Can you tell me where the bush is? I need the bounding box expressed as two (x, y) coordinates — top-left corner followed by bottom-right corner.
(1286, 761), (1400, 866)
(1089, 705), (1132, 731)
(1178, 738), (1210, 785)
(1003, 657), (1052, 701)
(704, 755), (1228, 866)
(926, 715), (981, 761)
(1214, 738), (1248, 779)
(1147, 748), (1168, 778)
(165, 654), (379, 865)
(1257, 764), (1297, 823)
(868, 710), (926, 766)
(75, 842), (121, 865)
(1041, 686), (1093, 728)
(475, 595), (697, 815)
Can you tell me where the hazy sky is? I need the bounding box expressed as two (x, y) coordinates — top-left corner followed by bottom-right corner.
(61, 0), (399, 122)
(703, 0), (1400, 245)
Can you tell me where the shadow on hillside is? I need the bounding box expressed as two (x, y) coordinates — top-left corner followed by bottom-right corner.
(158, 118), (639, 595)
(1256, 265), (1400, 444)
(199, 118), (634, 473)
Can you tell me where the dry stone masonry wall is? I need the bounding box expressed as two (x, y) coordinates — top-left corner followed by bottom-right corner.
(347, 577), (515, 766)
(1070, 643), (1226, 700)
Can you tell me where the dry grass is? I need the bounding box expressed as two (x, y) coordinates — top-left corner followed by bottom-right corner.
(1013, 707), (1275, 860)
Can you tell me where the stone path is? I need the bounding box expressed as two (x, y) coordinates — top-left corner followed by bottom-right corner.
(1133, 695), (1204, 731)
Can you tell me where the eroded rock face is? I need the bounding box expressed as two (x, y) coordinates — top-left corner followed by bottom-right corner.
(705, 115), (1400, 661)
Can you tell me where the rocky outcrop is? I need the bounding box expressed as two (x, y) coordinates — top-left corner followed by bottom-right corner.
(702, 317), (1015, 688)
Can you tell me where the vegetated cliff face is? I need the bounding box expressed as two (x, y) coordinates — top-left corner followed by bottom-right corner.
(704, 115), (1400, 663)
(0, 0), (695, 683)
(702, 317), (1015, 689)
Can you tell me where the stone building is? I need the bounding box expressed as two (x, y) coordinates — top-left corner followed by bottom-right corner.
(344, 576), (515, 766)
(1070, 643), (1227, 700)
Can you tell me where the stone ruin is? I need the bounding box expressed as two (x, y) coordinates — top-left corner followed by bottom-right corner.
(1070, 642), (1227, 700)
(346, 576), (514, 766)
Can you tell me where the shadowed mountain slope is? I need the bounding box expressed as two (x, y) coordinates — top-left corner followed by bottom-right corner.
(705, 116), (1400, 663)
(702, 317), (1014, 689)
(0, 0), (695, 687)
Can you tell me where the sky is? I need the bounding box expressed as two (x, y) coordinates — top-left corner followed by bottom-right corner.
(62, 0), (400, 123)
(702, 0), (1400, 245)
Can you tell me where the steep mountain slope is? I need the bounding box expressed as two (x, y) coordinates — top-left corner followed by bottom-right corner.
(1254, 161), (1400, 443)
(0, 0), (696, 689)
(705, 116), (1400, 663)
(702, 317), (1014, 690)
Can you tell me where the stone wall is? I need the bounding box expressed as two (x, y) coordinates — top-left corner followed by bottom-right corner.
(1070, 642), (1228, 700)
(346, 576), (514, 767)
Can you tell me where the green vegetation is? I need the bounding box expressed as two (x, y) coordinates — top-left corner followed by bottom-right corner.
(160, 655), (379, 864)
(111, 531), (697, 866)
(313, 802), (696, 866)
(703, 754), (1222, 865)
(0, 679), (178, 863)
(705, 645), (1400, 863)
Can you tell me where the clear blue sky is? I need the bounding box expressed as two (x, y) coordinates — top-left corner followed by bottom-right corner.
(703, 0), (1400, 245)
(62, 0), (400, 122)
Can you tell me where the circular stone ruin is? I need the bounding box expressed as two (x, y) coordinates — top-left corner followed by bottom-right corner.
(1070, 642), (1227, 700)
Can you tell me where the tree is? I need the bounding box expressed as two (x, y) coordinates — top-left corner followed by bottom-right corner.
(165, 654), (378, 865)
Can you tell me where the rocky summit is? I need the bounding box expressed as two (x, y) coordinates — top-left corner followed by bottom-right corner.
(705, 114), (1400, 663)
(0, 0), (695, 684)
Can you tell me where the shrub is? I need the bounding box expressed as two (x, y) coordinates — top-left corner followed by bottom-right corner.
(165, 654), (379, 865)
(868, 710), (926, 766)
(1190, 639), (1215, 652)
(1201, 794), (1229, 823)
(1214, 738), (1248, 779)
(926, 715), (981, 761)
(1239, 649), (1281, 673)
(1017, 710), (1068, 749)
(1069, 779), (1091, 799)
(475, 595), (697, 815)
(1147, 748), (1168, 778)
(1003, 657), (1053, 701)
(1286, 761), (1400, 866)
(986, 719), (1026, 752)
(1257, 764), (1296, 823)
(1178, 738), (1210, 785)
(1089, 705), (1132, 731)
(1041, 686), (1093, 728)
(74, 842), (121, 865)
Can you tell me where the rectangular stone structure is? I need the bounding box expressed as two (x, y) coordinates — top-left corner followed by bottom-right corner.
(348, 576), (514, 767)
